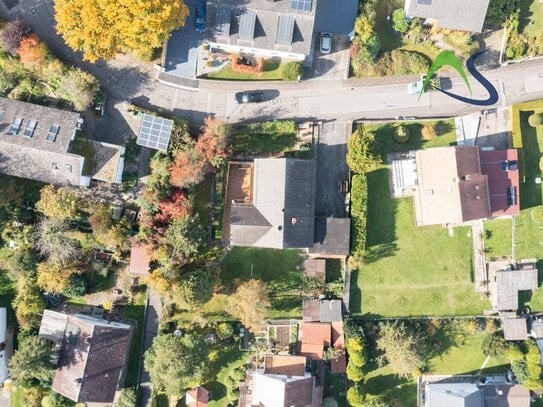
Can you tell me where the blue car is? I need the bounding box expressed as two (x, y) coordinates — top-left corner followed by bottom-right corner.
(196, 2), (206, 33)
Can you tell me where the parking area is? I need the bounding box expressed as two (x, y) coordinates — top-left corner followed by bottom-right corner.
(164, 0), (205, 78)
(315, 121), (350, 218)
(311, 35), (351, 80)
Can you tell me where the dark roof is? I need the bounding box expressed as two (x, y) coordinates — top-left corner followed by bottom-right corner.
(480, 149), (520, 217)
(311, 217), (351, 255)
(285, 376), (316, 406)
(0, 96), (84, 186)
(206, 0), (318, 57)
(405, 0), (490, 33)
(483, 384), (530, 407)
(52, 314), (132, 403)
(314, 0), (358, 36)
(229, 158), (316, 249)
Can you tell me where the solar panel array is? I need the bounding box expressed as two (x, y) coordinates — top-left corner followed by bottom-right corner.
(137, 114), (173, 152)
(276, 15), (295, 45)
(291, 0), (312, 12)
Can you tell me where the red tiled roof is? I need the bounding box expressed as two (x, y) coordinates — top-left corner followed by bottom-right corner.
(129, 243), (150, 275)
(330, 352), (346, 374)
(480, 149), (520, 217)
(301, 322), (331, 346)
(264, 354), (306, 376)
(186, 386), (209, 407)
(331, 321), (345, 348)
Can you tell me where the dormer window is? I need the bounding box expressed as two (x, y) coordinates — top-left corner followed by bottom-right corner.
(23, 120), (37, 137)
(8, 117), (22, 135)
(46, 124), (60, 142)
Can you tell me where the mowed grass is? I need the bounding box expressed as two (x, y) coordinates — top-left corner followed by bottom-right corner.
(219, 247), (303, 318)
(519, 0), (543, 38)
(206, 347), (249, 407)
(206, 59), (283, 81)
(352, 120), (490, 317)
(483, 219), (512, 260)
(228, 121), (296, 157)
(123, 290), (147, 387)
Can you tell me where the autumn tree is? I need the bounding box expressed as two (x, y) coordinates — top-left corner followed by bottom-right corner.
(145, 269), (172, 295)
(8, 336), (54, 387)
(347, 126), (380, 174)
(54, 0), (189, 62)
(171, 269), (214, 311)
(57, 68), (99, 111)
(169, 149), (206, 188)
(18, 34), (48, 67)
(195, 116), (228, 168)
(12, 276), (44, 331)
(376, 322), (423, 378)
(226, 279), (270, 332)
(156, 189), (191, 224)
(161, 215), (206, 264)
(0, 175), (23, 210)
(36, 185), (80, 219)
(1, 18), (32, 54)
(34, 218), (81, 263)
(144, 333), (208, 404)
(36, 261), (78, 294)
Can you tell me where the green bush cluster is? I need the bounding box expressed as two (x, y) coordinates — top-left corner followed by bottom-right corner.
(393, 125), (410, 143)
(345, 320), (367, 389)
(373, 49), (429, 76)
(350, 0), (381, 77)
(281, 61), (303, 81)
(528, 113), (543, 127)
(350, 174), (368, 258)
(391, 9), (409, 33)
(524, 340), (543, 391)
(225, 366), (245, 403)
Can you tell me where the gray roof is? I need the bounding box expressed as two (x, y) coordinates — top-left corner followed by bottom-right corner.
(314, 0), (358, 36)
(425, 383), (483, 407)
(496, 268), (538, 311)
(39, 309), (69, 345)
(206, 0), (318, 57)
(483, 384), (530, 407)
(0, 97), (84, 186)
(405, 0), (490, 33)
(319, 300), (343, 322)
(47, 312), (132, 404)
(230, 158), (316, 249)
(311, 217), (351, 256)
(503, 318), (528, 341)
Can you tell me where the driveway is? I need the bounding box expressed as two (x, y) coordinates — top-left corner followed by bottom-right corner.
(164, 0), (205, 78)
(310, 35), (350, 80)
(315, 121), (350, 218)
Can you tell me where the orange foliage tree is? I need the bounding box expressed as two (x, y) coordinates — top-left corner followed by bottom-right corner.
(169, 150), (206, 188)
(18, 34), (48, 67)
(195, 116), (228, 168)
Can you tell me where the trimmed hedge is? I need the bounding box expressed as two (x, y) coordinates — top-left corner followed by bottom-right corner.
(350, 174), (368, 257)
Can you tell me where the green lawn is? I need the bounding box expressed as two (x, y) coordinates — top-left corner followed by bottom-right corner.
(124, 290), (147, 387)
(352, 120), (490, 317)
(374, 0), (404, 52)
(194, 174), (213, 232)
(206, 347), (249, 407)
(206, 59), (283, 81)
(519, 0), (543, 38)
(483, 219), (512, 260)
(229, 121), (296, 157)
(220, 247), (303, 318)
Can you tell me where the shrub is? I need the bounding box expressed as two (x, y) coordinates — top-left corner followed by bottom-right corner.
(18, 34), (48, 67)
(346, 384), (364, 406)
(528, 113), (543, 127)
(117, 388), (137, 407)
(346, 362), (364, 381)
(229, 55), (264, 75)
(393, 125), (410, 143)
(485, 318), (497, 333)
(216, 322), (234, 340)
(63, 274), (87, 297)
(282, 61), (303, 81)
(47, 392), (75, 407)
(392, 9), (409, 33)
(347, 128), (380, 174)
(512, 359), (529, 383)
(350, 174), (368, 258)
(57, 68), (99, 111)
(1, 19), (32, 54)
(133, 47), (155, 62)
(421, 124), (436, 141)
(375, 49), (429, 76)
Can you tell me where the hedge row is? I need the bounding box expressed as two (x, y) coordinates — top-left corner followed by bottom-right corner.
(350, 174), (368, 258)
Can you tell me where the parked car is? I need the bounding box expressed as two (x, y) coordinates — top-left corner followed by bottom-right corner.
(235, 91), (264, 104)
(195, 2), (206, 33)
(407, 74), (441, 95)
(320, 32), (332, 54)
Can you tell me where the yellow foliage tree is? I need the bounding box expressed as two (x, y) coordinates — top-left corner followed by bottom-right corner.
(36, 261), (76, 294)
(36, 185), (80, 220)
(54, 0), (189, 62)
(226, 279), (270, 332)
(145, 269), (171, 295)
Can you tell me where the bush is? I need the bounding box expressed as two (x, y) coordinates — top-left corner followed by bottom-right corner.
(375, 49), (429, 76)
(347, 128), (380, 174)
(392, 9), (409, 33)
(57, 68), (99, 111)
(133, 47), (155, 62)
(229, 55), (264, 75)
(216, 322), (234, 340)
(512, 359), (529, 383)
(1, 19), (32, 54)
(346, 361), (364, 381)
(346, 384), (364, 406)
(117, 388), (137, 407)
(528, 113), (543, 127)
(282, 61), (303, 81)
(47, 392), (75, 407)
(63, 274), (87, 297)
(421, 124), (436, 141)
(393, 125), (410, 143)
(350, 174), (368, 258)
(485, 0), (519, 28)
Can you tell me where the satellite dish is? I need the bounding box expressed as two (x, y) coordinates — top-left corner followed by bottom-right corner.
(174, 329), (182, 337)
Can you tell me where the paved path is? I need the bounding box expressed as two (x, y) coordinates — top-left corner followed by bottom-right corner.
(137, 289), (161, 407)
(472, 220), (488, 294)
(477, 355), (492, 375)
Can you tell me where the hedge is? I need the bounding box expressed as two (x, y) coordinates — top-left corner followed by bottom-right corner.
(350, 174), (368, 257)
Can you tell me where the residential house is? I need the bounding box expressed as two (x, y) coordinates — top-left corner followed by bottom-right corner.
(0, 97), (125, 186)
(205, 0), (318, 62)
(186, 386), (209, 407)
(391, 146), (520, 226)
(404, 0), (490, 33)
(224, 159), (350, 255)
(424, 381), (530, 407)
(239, 354), (322, 407)
(39, 310), (133, 405)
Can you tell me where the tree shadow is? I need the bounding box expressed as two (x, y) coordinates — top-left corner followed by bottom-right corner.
(365, 168), (398, 248)
(518, 110), (542, 209)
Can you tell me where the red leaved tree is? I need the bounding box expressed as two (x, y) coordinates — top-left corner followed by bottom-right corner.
(195, 116), (227, 168)
(169, 150), (206, 188)
(18, 34), (48, 67)
(155, 189), (191, 224)
(1, 19), (32, 55)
